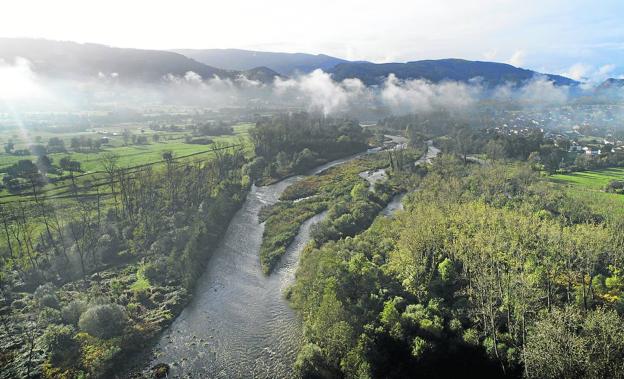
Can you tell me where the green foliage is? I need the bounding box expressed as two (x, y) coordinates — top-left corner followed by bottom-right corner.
(250, 112), (369, 181)
(61, 300), (88, 325)
(294, 343), (329, 379)
(78, 304), (127, 339)
(524, 306), (624, 378)
(291, 158), (624, 378)
(259, 198), (328, 274)
(42, 324), (81, 368)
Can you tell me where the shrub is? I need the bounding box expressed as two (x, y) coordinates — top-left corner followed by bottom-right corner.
(35, 283), (60, 309)
(143, 258), (168, 285)
(97, 234), (118, 263)
(39, 294), (60, 309)
(61, 300), (88, 325)
(78, 304), (127, 339)
(294, 343), (327, 379)
(39, 307), (63, 324)
(42, 324), (80, 367)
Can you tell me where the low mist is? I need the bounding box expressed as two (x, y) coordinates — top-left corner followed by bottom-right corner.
(1, 57), (621, 118)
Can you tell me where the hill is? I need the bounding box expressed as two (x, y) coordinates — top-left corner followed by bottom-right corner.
(0, 38), (279, 84)
(598, 78), (624, 90)
(328, 58), (578, 87)
(172, 48), (347, 75)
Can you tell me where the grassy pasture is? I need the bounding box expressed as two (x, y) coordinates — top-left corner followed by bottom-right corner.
(0, 123), (253, 200)
(550, 167), (624, 217)
(550, 167), (624, 190)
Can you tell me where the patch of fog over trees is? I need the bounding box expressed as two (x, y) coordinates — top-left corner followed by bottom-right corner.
(3, 57), (614, 118)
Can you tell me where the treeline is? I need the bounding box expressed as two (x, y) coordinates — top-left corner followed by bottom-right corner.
(0, 147), (249, 378)
(290, 155), (624, 378)
(247, 112), (370, 182)
(381, 112), (624, 174)
(189, 122), (234, 136)
(378, 111), (474, 145)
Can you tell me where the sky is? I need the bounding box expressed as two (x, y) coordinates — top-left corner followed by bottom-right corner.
(2, 0), (624, 81)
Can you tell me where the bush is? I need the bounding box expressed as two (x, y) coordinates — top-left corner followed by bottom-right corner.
(61, 300), (88, 325)
(78, 304), (127, 339)
(39, 307), (62, 324)
(35, 283), (60, 309)
(42, 324), (80, 367)
(97, 234), (119, 263)
(294, 343), (327, 379)
(143, 258), (168, 285)
(39, 294), (60, 309)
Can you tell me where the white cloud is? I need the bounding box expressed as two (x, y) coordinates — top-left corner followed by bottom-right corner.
(561, 63), (617, 83)
(380, 74), (480, 115)
(274, 69), (368, 115)
(508, 50), (526, 67)
(596, 64), (615, 78)
(518, 76), (568, 105)
(483, 50), (498, 61)
(562, 63), (591, 81)
(0, 57), (47, 101)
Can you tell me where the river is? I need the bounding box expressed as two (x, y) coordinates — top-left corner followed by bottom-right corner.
(145, 146), (392, 378)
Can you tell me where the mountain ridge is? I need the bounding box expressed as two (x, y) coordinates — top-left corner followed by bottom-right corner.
(171, 48), (348, 75)
(0, 38), (280, 84)
(328, 59), (578, 87)
(0, 38), (579, 88)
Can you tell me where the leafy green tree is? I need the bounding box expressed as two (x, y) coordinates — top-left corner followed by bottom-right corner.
(78, 304), (127, 339)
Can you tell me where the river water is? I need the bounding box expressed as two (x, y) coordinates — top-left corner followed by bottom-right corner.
(144, 138), (440, 378)
(146, 147), (389, 378)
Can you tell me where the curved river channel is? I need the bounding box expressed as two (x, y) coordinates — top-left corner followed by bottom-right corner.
(146, 147), (397, 378)
(144, 136), (443, 378)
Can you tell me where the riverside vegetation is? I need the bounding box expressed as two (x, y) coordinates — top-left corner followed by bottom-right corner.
(284, 118), (624, 378)
(3, 107), (624, 378)
(0, 112), (377, 378)
(0, 145), (249, 378)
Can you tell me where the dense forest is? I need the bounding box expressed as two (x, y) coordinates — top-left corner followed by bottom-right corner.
(289, 153), (624, 378)
(247, 113), (370, 182)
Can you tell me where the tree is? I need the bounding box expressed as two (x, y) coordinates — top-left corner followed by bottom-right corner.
(47, 137), (65, 153)
(70, 137), (81, 151)
(78, 303), (127, 339)
(101, 152), (120, 211)
(485, 139), (505, 161)
(539, 145), (565, 174)
(276, 151), (290, 172)
(294, 343), (330, 379)
(30, 144), (47, 157)
(120, 129), (129, 145)
(523, 306), (624, 379)
(4, 140), (14, 154)
(37, 155), (53, 174)
(452, 126), (476, 163)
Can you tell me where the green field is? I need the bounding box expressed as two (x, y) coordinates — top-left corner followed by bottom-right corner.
(550, 167), (624, 214)
(0, 123), (253, 201)
(551, 167), (624, 190)
(0, 123), (252, 172)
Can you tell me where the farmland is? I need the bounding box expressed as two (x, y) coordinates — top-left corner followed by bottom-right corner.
(551, 167), (624, 190)
(550, 167), (624, 215)
(0, 122), (253, 200)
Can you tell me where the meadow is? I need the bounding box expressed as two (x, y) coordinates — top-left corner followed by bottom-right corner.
(550, 167), (624, 217)
(0, 123), (253, 200)
(550, 167), (624, 190)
